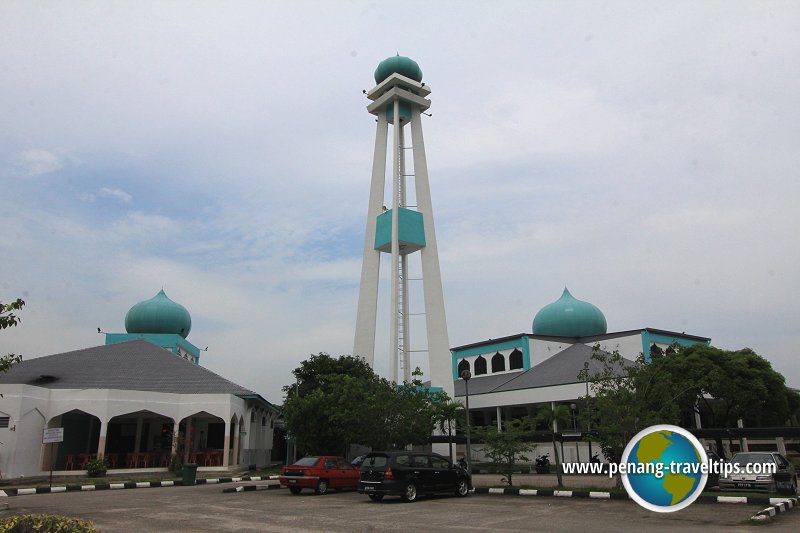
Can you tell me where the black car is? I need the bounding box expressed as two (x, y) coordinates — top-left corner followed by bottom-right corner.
(358, 451), (471, 502)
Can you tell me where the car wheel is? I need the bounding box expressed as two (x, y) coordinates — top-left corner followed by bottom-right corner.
(315, 479), (328, 495)
(368, 494), (384, 502)
(401, 482), (418, 502)
(455, 479), (469, 497)
(289, 487), (302, 495)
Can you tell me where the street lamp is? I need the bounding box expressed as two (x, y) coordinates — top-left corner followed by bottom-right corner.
(584, 361), (593, 461)
(460, 369), (473, 476)
(570, 403), (579, 462)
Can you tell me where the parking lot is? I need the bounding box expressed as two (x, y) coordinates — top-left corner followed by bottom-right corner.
(4, 482), (799, 532)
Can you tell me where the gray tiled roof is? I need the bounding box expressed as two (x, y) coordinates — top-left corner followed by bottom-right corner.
(454, 343), (634, 397)
(0, 339), (260, 397)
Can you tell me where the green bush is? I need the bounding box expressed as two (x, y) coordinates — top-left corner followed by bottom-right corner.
(0, 514), (98, 532)
(85, 457), (108, 477)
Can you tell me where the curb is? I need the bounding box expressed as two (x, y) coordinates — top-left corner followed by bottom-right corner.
(0, 475), (280, 497)
(222, 484), (282, 493)
(750, 497), (798, 522)
(475, 487), (797, 505)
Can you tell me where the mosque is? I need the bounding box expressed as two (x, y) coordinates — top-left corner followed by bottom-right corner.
(0, 290), (278, 479)
(450, 287), (711, 463)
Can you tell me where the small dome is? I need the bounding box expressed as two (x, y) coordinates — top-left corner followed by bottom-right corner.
(374, 55), (423, 84)
(125, 289), (192, 339)
(532, 287), (607, 337)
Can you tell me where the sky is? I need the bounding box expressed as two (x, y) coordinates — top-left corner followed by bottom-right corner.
(2, 1), (799, 403)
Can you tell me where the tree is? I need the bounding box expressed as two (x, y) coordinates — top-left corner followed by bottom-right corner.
(580, 342), (800, 489)
(473, 418), (536, 486)
(578, 345), (680, 487)
(536, 404), (572, 487)
(281, 354), (449, 457)
(434, 400), (464, 460)
(0, 298), (25, 372)
(656, 345), (800, 457)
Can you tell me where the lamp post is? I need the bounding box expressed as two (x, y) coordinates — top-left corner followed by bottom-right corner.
(570, 403), (579, 463)
(584, 361), (593, 461)
(460, 369), (473, 476)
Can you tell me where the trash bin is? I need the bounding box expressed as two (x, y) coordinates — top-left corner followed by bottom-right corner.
(182, 463), (198, 486)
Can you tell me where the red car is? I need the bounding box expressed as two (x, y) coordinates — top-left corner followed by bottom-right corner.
(279, 456), (360, 495)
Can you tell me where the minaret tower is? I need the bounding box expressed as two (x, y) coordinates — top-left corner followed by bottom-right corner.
(353, 55), (453, 397)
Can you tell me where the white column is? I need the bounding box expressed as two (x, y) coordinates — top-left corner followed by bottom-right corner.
(97, 419), (108, 458)
(389, 98), (401, 384)
(171, 422), (179, 455)
(737, 418), (748, 452)
(409, 107), (453, 397)
(354, 115), (389, 365)
(223, 421), (231, 467)
(496, 407), (502, 431)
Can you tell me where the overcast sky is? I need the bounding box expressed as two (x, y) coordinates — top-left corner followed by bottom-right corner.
(2, 1), (799, 403)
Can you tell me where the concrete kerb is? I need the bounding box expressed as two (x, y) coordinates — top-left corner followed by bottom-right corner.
(475, 487), (799, 506)
(0, 475), (280, 497)
(749, 497), (798, 522)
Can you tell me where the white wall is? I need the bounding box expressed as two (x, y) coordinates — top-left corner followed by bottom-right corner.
(587, 332), (643, 360)
(0, 383), (254, 478)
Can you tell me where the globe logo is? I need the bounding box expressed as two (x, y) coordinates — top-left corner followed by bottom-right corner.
(621, 424), (708, 512)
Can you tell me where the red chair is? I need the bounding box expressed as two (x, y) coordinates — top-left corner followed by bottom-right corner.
(64, 454), (75, 470)
(105, 453), (119, 468)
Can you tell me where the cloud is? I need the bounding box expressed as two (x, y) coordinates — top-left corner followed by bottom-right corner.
(14, 149), (64, 176)
(99, 187), (133, 204)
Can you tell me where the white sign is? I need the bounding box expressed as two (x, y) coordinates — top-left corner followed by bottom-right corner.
(43, 427), (64, 444)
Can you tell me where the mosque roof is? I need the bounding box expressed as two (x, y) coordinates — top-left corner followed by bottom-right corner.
(453, 344), (634, 396)
(374, 54), (423, 84)
(125, 289), (192, 339)
(532, 287), (607, 337)
(0, 339), (274, 408)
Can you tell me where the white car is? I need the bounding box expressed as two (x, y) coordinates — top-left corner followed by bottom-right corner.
(718, 452), (797, 495)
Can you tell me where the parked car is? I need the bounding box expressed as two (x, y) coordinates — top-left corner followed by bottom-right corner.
(357, 451), (471, 502)
(279, 456), (360, 495)
(718, 452), (797, 495)
(351, 454), (366, 468)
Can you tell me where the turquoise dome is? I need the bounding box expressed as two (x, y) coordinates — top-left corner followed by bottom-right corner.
(374, 55), (423, 84)
(532, 288), (607, 337)
(125, 289), (192, 339)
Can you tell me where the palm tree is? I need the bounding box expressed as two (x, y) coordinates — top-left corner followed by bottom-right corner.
(535, 404), (572, 487)
(435, 400), (464, 460)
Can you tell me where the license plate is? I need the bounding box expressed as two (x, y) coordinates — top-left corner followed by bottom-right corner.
(363, 486), (374, 491)
(288, 479), (297, 484)
(736, 482), (753, 489)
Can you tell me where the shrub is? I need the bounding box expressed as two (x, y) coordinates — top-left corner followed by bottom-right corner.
(0, 513), (98, 532)
(169, 453), (183, 473)
(85, 457), (108, 477)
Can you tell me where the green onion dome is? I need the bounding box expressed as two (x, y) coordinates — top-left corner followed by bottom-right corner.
(125, 289), (192, 339)
(532, 287), (607, 337)
(374, 54), (423, 84)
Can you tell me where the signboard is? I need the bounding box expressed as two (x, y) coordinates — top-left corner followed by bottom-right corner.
(43, 427), (64, 444)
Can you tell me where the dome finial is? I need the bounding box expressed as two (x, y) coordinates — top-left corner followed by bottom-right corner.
(532, 288), (607, 337)
(125, 289), (192, 339)
(374, 55), (423, 84)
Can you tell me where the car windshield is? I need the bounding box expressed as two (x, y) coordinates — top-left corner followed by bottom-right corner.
(360, 455), (388, 469)
(293, 457), (320, 467)
(731, 454), (775, 467)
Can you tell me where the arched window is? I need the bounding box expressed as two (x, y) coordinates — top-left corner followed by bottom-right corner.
(491, 352), (505, 373)
(650, 343), (664, 357)
(457, 359), (470, 378)
(474, 356), (487, 376)
(509, 349), (523, 370)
